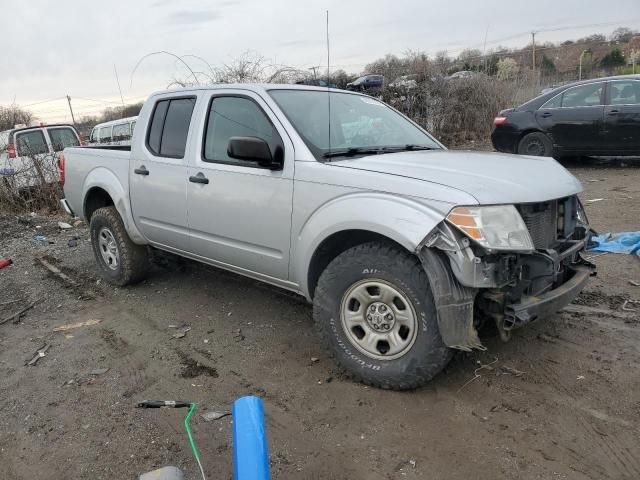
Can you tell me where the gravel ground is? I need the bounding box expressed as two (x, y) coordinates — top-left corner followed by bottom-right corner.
(0, 157), (639, 480)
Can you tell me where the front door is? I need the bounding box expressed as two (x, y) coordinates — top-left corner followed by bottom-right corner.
(186, 91), (294, 280)
(129, 96), (196, 250)
(603, 79), (640, 153)
(537, 81), (605, 153)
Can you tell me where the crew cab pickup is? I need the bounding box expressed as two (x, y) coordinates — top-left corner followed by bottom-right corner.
(61, 85), (595, 390)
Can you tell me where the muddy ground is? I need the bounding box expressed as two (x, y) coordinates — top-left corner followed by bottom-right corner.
(1, 158), (639, 480)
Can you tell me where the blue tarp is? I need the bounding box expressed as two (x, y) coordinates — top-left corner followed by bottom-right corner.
(589, 232), (640, 256)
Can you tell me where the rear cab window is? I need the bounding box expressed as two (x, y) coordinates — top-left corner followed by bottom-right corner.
(99, 126), (113, 143)
(146, 97), (196, 158)
(112, 123), (131, 141)
(16, 129), (49, 156)
(47, 127), (79, 152)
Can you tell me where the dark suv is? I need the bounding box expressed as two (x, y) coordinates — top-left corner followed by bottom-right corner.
(491, 75), (640, 158)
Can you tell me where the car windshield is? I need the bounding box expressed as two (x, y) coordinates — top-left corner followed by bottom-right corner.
(268, 89), (441, 159)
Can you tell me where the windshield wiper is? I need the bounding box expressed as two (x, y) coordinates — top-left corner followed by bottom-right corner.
(322, 144), (437, 160)
(322, 147), (385, 159)
(388, 144), (437, 152)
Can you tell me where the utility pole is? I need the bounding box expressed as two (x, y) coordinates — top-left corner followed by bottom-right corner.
(531, 31), (537, 85)
(308, 66), (320, 80)
(66, 95), (76, 125)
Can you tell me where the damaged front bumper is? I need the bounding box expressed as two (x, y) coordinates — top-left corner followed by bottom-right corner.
(504, 264), (591, 327)
(418, 221), (596, 350)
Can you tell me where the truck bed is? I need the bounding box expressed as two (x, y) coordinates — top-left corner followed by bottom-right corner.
(63, 146), (131, 219)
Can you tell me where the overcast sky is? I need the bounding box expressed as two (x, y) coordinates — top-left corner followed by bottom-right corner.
(2, 0), (638, 122)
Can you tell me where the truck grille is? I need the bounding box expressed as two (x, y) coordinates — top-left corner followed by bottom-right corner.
(516, 197), (578, 250)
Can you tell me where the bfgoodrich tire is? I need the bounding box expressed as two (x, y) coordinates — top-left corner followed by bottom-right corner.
(89, 206), (149, 286)
(313, 242), (453, 390)
(517, 132), (553, 156)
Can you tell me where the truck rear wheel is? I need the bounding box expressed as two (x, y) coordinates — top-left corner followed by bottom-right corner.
(313, 242), (453, 390)
(89, 206), (148, 286)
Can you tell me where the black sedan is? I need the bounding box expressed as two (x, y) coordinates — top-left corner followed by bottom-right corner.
(491, 75), (640, 158)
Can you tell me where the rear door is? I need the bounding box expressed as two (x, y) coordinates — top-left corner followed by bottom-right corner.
(603, 79), (640, 153)
(129, 96), (197, 249)
(536, 82), (605, 153)
(185, 90), (294, 280)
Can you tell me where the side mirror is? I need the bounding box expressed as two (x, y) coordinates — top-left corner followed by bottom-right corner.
(227, 136), (282, 170)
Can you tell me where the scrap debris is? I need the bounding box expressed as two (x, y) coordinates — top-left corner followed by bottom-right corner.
(0, 258), (12, 269)
(0, 301), (38, 326)
(621, 300), (640, 312)
(53, 319), (101, 332)
(27, 344), (51, 366)
(200, 410), (231, 421)
(37, 257), (78, 287)
(171, 326), (191, 339)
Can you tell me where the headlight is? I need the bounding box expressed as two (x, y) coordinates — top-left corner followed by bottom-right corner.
(446, 205), (534, 251)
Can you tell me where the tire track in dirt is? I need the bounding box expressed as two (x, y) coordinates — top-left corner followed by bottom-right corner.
(536, 361), (640, 479)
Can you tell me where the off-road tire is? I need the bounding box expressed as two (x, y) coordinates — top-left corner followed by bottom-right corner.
(518, 132), (553, 157)
(90, 206), (148, 286)
(313, 242), (453, 390)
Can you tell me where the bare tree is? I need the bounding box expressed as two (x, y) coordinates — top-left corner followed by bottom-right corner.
(0, 105), (35, 132)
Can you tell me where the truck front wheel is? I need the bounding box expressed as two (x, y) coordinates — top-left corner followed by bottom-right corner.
(89, 206), (149, 286)
(313, 242), (453, 390)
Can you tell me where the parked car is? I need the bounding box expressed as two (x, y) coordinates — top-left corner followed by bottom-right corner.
(346, 74), (384, 91)
(0, 124), (81, 190)
(89, 116), (137, 146)
(492, 74), (640, 157)
(61, 85), (594, 390)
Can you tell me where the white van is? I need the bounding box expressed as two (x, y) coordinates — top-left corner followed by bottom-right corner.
(89, 116), (137, 146)
(0, 124), (81, 190)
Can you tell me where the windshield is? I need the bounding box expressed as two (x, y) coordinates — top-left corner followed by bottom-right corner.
(268, 90), (441, 159)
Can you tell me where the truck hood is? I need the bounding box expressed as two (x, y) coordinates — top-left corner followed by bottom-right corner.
(330, 150), (582, 204)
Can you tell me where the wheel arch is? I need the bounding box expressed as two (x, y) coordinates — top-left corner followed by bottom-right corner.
(294, 192), (447, 300)
(82, 167), (147, 244)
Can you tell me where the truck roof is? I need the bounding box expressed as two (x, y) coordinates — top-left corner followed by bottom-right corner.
(147, 83), (355, 98)
(91, 116), (138, 130)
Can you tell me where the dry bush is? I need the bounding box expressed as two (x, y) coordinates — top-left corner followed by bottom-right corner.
(0, 151), (63, 214)
(382, 75), (518, 146)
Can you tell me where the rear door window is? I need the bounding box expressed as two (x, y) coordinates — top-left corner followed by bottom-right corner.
(16, 130), (49, 156)
(48, 127), (79, 152)
(147, 98), (196, 158)
(608, 80), (640, 105)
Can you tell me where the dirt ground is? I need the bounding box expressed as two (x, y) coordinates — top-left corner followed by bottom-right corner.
(1, 158), (639, 480)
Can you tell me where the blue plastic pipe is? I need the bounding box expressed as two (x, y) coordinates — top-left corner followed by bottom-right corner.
(232, 396), (270, 480)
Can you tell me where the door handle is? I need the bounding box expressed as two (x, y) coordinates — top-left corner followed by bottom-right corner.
(189, 173), (209, 185)
(607, 109), (620, 116)
(540, 112), (552, 118)
(134, 166), (149, 176)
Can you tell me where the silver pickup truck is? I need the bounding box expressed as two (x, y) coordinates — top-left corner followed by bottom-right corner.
(61, 85), (595, 390)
